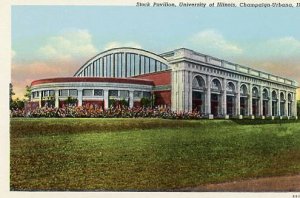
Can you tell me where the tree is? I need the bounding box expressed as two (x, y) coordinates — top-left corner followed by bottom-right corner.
(10, 98), (25, 110)
(24, 85), (31, 101)
(9, 83), (15, 107)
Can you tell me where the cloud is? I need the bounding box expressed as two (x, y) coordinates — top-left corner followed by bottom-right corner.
(245, 36), (300, 60)
(103, 41), (142, 50)
(11, 59), (81, 99)
(187, 29), (243, 57)
(39, 29), (98, 60)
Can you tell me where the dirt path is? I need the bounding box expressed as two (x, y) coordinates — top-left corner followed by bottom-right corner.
(182, 175), (300, 192)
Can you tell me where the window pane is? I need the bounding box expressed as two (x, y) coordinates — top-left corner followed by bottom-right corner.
(43, 90), (49, 97)
(141, 56), (145, 74)
(100, 58), (103, 77)
(109, 90), (118, 97)
(106, 55), (111, 77)
(130, 54), (135, 76)
(156, 61), (161, 72)
(94, 89), (103, 96)
(135, 54), (140, 75)
(145, 57), (150, 73)
(134, 91), (142, 98)
(59, 90), (68, 96)
(83, 89), (93, 96)
(126, 54), (131, 77)
(49, 90), (55, 96)
(143, 91), (151, 99)
(120, 90), (129, 98)
(122, 53), (126, 77)
(69, 89), (78, 96)
(150, 58), (155, 73)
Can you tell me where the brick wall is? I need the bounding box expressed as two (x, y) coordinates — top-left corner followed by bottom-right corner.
(134, 70), (171, 86)
(154, 90), (171, 106)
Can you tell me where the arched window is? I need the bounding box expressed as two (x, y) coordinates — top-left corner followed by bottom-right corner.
(280, 92), (285, 101)
(226, 82), (235, 93)
(263, 89), (268, 99)
(240, 84), (248, 96)
(252, 87), (259, 98)
(192, 76), (205, 90)
(211, 79), (221, 92)
(272, 91), (277, 100)
(288, 93), (292, 101)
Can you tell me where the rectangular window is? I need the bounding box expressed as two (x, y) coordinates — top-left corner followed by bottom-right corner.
(126, 53), (131, 77)
(143, 91), (151, 99)
(110, 55), (114, 77)
(93, 62), (96, 77)
(100, 58), (103, 77)
(109, 90), (118, 97)
(94, 89), (103, 96)
(43, 90), (49, 97)
(150, 58), (155, 73)
(49, 90), (55, 96)
(114, 54), (118, 77)
(117, 53), (122, 77)
(141, 56), (145, 74)
(156, 61), (161, 72)
(104, 56), (107, 77)
(119, 90), (129, 98)
(83, 89), (93, 96)
(59, 89), (68, 96)
(131, 54), (135, 76)
(145, 57), (150, 73)
(134, 91), (142, 98)
(122, 53), (126, 77)
(106, 55), (111, 77)
(69, 89), (78, 96)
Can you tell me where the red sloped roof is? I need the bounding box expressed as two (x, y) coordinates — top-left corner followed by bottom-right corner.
(31, 77), (154, 86)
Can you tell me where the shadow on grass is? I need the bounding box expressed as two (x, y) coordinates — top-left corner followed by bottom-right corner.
(231, 119), (299, 125)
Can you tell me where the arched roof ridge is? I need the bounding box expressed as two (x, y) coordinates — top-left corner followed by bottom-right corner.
(74, 47), (169, 76)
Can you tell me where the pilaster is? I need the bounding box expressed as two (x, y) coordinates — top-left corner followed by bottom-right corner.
(205, 75), (211, 115)
(249, 84), (253, 115)
(55, 90), (59, 108)
(77, 89), (83, 106)
(104, 89), (109, 110)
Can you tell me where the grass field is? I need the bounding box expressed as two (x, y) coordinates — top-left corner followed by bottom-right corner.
(10, 118), (300, 191)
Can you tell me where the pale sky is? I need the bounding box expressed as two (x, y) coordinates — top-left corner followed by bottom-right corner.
(11, 6), (300, 99)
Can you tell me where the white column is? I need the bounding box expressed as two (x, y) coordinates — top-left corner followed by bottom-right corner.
(259, 86), (263, 116)
(55, 90), (59, 108)
(284, 91), (288, 116)
(236, 81), (241, 116)
(205, 75), (211, 115)
(188, 71), (193, 112)
(268, 88), (272, 116)
(171, 70), (177, 112)
(249, 84), (253, 115)
(78, 89), (83, 106)
(222, 78), (227, 115)
(129, 91), (134, 108)
(277, 90), (281, 116)
(38, 91), (42, 108)
(104, 89), (109, 110)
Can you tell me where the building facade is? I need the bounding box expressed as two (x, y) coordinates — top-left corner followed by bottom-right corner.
(30, 47), (298, 118)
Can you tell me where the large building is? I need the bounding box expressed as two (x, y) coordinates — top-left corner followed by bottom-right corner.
(30, 47), (298, 118)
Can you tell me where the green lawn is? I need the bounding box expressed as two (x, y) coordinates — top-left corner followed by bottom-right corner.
(10, 118), (300, 191)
